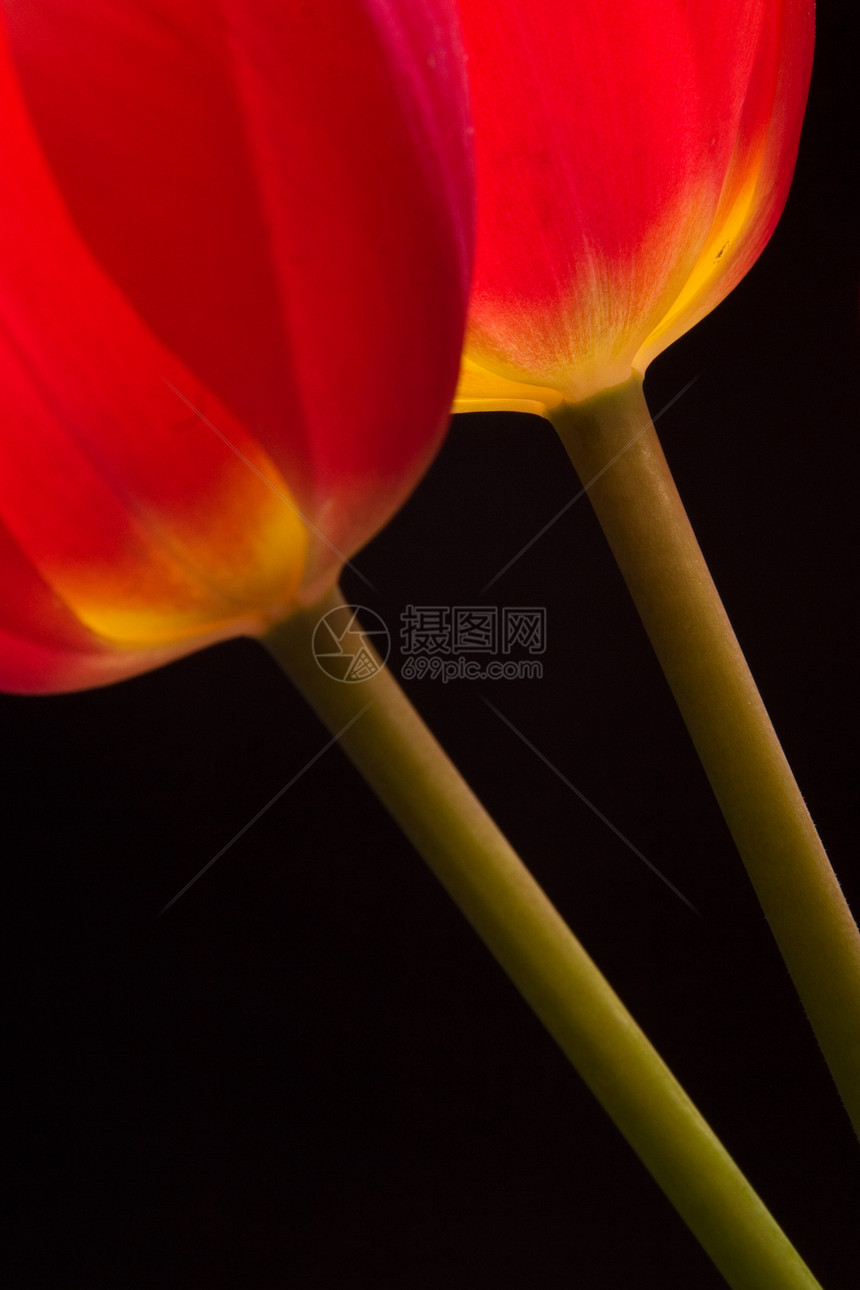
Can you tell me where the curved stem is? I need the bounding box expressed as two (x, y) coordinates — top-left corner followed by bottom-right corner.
(551, 374), (860, 1137)
(263, 587), (821, 1290)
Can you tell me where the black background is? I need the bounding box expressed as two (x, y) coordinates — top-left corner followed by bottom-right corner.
(4, 5), (859, 1287)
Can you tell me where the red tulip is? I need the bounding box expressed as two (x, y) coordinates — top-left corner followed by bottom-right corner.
(0, 1), (473, 693)
(454, 0), (813, 414)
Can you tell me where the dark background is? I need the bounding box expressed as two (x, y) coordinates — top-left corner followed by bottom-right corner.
(4, 5), (858, 1287)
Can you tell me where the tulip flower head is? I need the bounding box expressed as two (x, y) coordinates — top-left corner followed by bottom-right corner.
(0, 1), (473, 693)
(454, 0), (814, 416)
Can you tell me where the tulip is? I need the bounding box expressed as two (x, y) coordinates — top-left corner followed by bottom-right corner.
(450, 0), (860, 1142)
(453, 0), (814, 413)
(0, 11), (837, 1276)
(0, 1), (473, 693)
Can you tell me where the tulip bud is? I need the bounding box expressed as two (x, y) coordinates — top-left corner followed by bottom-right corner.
(454, 0), (813, 414)
(0, 1), (473, 692)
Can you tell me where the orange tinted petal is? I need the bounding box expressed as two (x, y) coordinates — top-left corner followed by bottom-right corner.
(0, 517), (212, 694)
(453, 356), (563, 418)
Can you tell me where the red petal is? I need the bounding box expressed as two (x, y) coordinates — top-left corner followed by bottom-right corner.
(1, 1), (473, 689)
(0, 518), (210, 694)
(4, 0), (474, 585)
(458, 0), (781, 400)
(1, 21), (308, 651)
(637, 0), (814, 367)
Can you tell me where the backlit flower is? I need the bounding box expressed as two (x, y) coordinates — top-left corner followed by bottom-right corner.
(0, 1), (473, 692)
(454, 0), (813, 415)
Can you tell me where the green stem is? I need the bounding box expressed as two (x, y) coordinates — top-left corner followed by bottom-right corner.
(264, 587), (821, 1290)
(552, 373), (860, 1137)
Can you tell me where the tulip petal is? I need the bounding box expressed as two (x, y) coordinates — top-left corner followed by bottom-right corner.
(0, 514), (243, 693)
(0, 517), (198, 693)
(635, 0), (814, 369)
(1, 24), (308, 652)
(457, 0), (782, 404)
(3, 0), (474, 593)
(453, 356), (563, 418)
